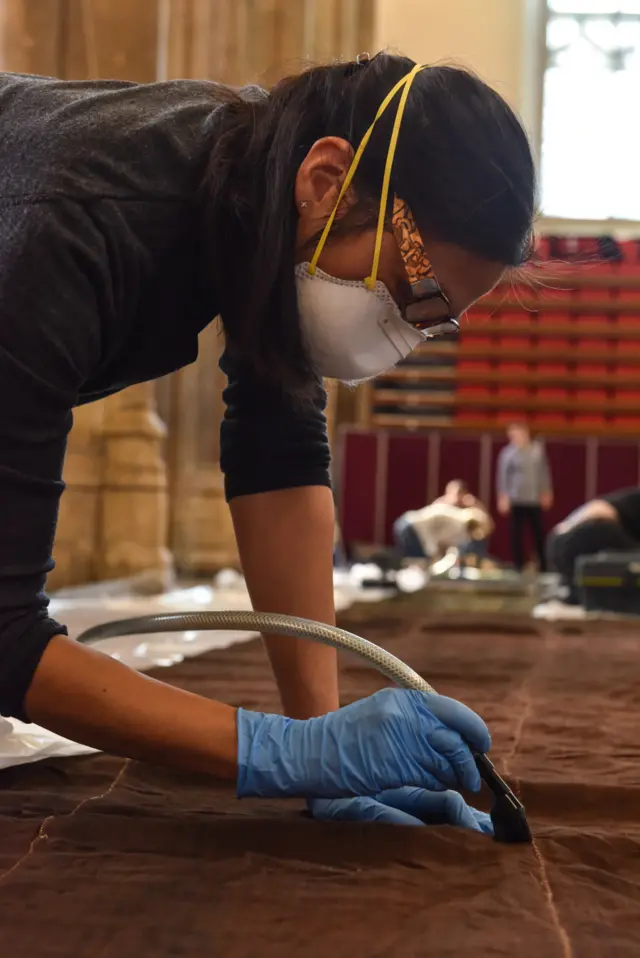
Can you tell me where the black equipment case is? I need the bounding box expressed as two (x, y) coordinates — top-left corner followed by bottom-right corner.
(575, 551), (640, 615)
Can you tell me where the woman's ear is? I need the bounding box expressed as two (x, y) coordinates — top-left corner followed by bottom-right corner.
(294, 137), (357, 231)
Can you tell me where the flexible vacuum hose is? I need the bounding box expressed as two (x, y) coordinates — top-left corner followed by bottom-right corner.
(77, 610), (531, 844)
(78, 610), (434, 693)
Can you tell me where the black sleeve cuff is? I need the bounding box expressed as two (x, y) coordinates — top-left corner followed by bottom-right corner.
(0, 614), (68, 721)
(219, 349), (332, 503)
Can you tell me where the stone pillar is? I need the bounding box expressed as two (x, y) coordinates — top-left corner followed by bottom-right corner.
(0, 2), (106, 590)
(98, 383), (173, 589)
(62, 0), (158, 81)
(158, 0), (243, 574)
(46, 403), (106, 590)
(68, 0), (173, 586)
(0, 0), (65, 74)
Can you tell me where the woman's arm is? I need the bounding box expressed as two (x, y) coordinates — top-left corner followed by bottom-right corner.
(25, 635), (238, 777)
(218, 350), (339, 719)
(539, 446), (554, 510)
(230, 485), (339, 718)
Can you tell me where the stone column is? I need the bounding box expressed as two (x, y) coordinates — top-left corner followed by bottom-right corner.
(46, 403), (106, 589)
(0, 1), (107, 589)
(67, 0), (173, 586)
(97, 383), (173, 588)
(158, 0), (243, 574)
(0, 0), (65, 75)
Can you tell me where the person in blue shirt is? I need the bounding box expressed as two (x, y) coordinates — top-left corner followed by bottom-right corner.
(497, 423), (553, 572)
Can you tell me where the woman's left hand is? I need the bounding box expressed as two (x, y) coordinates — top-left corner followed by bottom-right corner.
(308, 787), (493, 834)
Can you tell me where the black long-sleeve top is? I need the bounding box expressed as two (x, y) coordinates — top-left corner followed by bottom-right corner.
(0, 73), (330, 719)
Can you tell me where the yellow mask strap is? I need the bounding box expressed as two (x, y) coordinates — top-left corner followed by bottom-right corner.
(308, 63), (426, 278)
(366, 63), (425, 288)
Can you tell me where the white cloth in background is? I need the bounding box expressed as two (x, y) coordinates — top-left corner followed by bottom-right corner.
(402, 503), (473, 558)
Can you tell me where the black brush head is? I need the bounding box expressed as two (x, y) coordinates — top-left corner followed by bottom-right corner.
(473, 751), (533, 845)
(490, 793), (533, 844)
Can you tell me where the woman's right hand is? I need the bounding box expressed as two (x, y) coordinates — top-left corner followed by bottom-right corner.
(236, 688), (490, 800)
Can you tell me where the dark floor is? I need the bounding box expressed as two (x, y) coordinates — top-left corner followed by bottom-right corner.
(1, 601), (639, 957)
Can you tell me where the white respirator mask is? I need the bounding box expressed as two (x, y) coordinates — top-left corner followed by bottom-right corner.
(295, 265), (427, 383)
(295, 61), (458, 385)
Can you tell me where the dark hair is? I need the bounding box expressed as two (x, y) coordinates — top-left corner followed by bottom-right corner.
(203, 53), (536, 394)
(448, 478), (468, 491)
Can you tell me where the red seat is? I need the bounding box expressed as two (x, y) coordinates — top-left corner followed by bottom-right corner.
(578, 363), (607, 376)
(496, 409), (526, 425)
(578, 312), (610, 327)
(573, 414), (606, 427)
(610, 415), (640, 433)
(537, 309), (570, 327)
(615, 287), (640, 305)
(498, 362), (528, 372)
(577, 287), (613, 306)
(499, 310), (533, 327)
(458, 359), (491, 373)
(458, 385), (491, 397)
(538, 335), (570, 349)
(577, 338), (611, 353)
(537, 363), (568, 374)
(454, 410), (491, 425)
(543, 288), (575, 307)
(615, 390), (640, 403)
(583, 262), (617, 278)
(533, 413), (568, 427)
(537, 388), (568, 400)
(618, 241), (639, 264)
(460, 335), (492, 350)
(500, 336), (532, 350)
(615, 263), (640, 276)
(615, 339), (640, 354)
(615, 313), (639, 329)
(576, 388), (607, 402)
(497, 387), (528, 398)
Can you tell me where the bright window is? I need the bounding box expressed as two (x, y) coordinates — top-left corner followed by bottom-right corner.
(540, 0), (640, 220)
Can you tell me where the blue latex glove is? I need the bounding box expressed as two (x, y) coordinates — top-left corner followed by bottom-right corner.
(308, 789), (494, 834)
(236, 688), (490, 799)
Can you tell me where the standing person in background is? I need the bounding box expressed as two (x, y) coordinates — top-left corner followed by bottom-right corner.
(497, 422), (553, 573)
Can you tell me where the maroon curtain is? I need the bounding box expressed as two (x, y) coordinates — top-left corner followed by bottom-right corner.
(384, 435), (430, 542)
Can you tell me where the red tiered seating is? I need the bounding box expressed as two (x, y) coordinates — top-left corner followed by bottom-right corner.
(368, 236), (640, 437)
(615, 312), (638, 329)
(495, 409), (526, 425)
(618, 240), (640, 264)
(615, 337), (640, 355)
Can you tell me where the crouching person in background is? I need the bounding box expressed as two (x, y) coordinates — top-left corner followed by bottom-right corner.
(393, 503), (494, 570)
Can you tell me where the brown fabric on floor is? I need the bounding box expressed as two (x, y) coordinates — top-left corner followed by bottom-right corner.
(1, 614), (640, 957)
